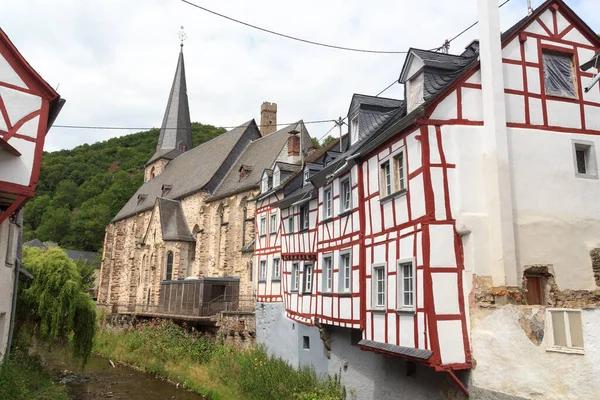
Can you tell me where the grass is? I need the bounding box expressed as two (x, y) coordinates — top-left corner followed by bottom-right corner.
(0, 346), (69, 400)
(93, 318), (345, 400)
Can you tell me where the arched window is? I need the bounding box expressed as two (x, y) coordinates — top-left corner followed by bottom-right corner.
(150, 166), (155, 179)
(165, 251), (173, 281)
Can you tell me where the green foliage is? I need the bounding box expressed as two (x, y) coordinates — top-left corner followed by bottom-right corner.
(94, 319), (346, 400)
(23, 123), (225, 251)
(321, 135), (337, 147)
(311, 137), (321, 148)
(0, 347), (69, 400)
(19, 247), (96, 363)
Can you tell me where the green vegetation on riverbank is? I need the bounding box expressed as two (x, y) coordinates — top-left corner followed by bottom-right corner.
(0, 347), (68, 400)
(94, 319), (345, 400)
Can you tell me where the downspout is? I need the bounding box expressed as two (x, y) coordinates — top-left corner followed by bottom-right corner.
(5, 209), (23, 363)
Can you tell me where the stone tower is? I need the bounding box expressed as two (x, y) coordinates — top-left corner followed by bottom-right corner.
(145, 47), (193, 182)
(260, 101), (277, 136)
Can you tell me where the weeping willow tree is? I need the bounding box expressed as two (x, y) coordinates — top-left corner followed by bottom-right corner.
(19, 247), (96, 363)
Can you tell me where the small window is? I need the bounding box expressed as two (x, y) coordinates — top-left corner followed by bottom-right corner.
(397, 259), (415, 311)
(340, 178), (351, 212)
(339, 251), (352, 293)
(259, 260), (267, 281)
(150, 166), (155, 179)
(323, 187), (332, 219)
(304, 169), (310, 186)
(372, 264), (386, 309)
(273, 170), (280, 187)
(380, 161), (392, 197)
(270, 213), (278, 234)
(542, 51), (576, 98)
(407, 72), (425, 112)
(351, 117), (359, 144)
(178, 142), (187, 151)
(291, 262), (300, 291)
(303, 335), (310, 350)
(261, 176), (269, 193)
(303, 263), (313, 293)
(260, 217), (266, 236)
(165, 251), (173, 281)
(572, 140), (598, 179)
(272, 258), (280, 280)
(394, 151), (406, 191)
(548, 309), (584, 353)
(322, 256), (332, 292)
(300, 204), (309, 231)
(288, 214), (294, 233)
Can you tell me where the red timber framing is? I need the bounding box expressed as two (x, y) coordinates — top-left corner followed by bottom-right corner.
(255, 191), (284, 302)
(0, 28), (61, 221)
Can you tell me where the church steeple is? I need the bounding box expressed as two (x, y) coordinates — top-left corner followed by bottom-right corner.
(145, 36), (192, 181)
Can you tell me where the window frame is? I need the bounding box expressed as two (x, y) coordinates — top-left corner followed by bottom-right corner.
(547, 308), (585, 354)
(261, 176), (269, 193)
(323, 186), (333, 220)
(259, 217), (267, 237)
(322, 254), (333, 293)
(394, 149), (407, 192)
(571, 140), (598, 180)
(407, 71), (425, 112)
(303, 262), (314, 294)
(273, 168), (280, 187)
(259, 260), (267, 282)
(303, 169), (310, 187)
(541, 50), (577, 99)
(338, 250), (352, 294)
(397, 258), (416, 312)
(380, 160), (392, 197)
(371, 263), (387, 311)
(272, 258), (281, 280)
(288, 212), (295, 234)
(165, 251), (174, 281)
(291, 262), (300, 292)
(351, 116), (359, 144)
(340, 177), (352, 213)
(270, 213), (278, 234)
(299, 204), (309, 231)
(379, 148), (408, 200)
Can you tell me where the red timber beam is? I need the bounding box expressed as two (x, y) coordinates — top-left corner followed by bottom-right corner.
(0, 195), (27, 225)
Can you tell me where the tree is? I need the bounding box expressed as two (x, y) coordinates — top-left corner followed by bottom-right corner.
(23, 194), (51, 231)
(19, 247), (96, 363)
(35, 206), (72, 243)
(321, 135), (337, 147)
(311, 137), (321, 148)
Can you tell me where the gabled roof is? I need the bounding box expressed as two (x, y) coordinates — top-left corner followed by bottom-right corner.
(347, 93), (406, 145)
(157, 197), (195, 242)
(113, 120), (260, 221)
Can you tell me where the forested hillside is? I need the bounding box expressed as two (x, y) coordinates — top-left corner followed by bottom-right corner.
(23, 123), (226, 251)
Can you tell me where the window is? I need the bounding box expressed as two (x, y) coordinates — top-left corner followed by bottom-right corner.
(380, 161), (392, 197)
(322, 256), (332, 293)
(548, 309), (584, 353)
(339, 251), (352, 293)
(394, 151), (406, 191)
(259, 260), (267, 281)
(351, 116), (359, 144)
(261, 176), (269, 193)
(270, 213), (277, 234)
(150, 166), (155, 179)
(291, 262), (300, 291)
(178, 142), (187, 151)
(288, 214), (294, 233)
(161, 184), (172, 196)
(260, 217), (266, 236)
(323, 187), (332, 219)
(165, 251), (173, 281)
(398, 260), (415, 311)
(407, 72), (425, 112)
(273, 169), (280, 187)
(372, 264), (386, 309)
(542, 51), (576, 98)
(340, 178), (351, 212)
(304, 169), (310, 186)
(572, 140), (598, 179)
(303, 335), (310, 350)
(300, 204), (309, 231)
(272, 258), (280, 280)
(303, 263), (313, 293)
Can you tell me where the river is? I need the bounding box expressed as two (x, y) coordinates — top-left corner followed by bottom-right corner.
(38, 349), (206, 400)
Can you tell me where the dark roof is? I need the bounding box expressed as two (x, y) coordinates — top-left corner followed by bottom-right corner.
(64, 250), (100, 267)
(358, 339), (433, 361)
(114, 121), (259, 221)
(206, 121), (310, 202)
(23, 239), (45, 249)
(148, 50), (193, 164)
(275, 162), (301, 174)
(157, 197), (195, 242)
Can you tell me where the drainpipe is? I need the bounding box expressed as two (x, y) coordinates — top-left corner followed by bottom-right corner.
(5, 209), (23, 363)
(477, 0), (518, 288)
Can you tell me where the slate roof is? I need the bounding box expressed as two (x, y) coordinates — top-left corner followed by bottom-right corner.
(148, 50), (193, 164)
(157, 197), (195, 242)
(64, 250), (100, 267)
(358, 339), (433, 361)
(114, 121), (259, 221)
(206, 121), (310, 202)
(275, 162), (301, 174)
(23, 238), (45, 249)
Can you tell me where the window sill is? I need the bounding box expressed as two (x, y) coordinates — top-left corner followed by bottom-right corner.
(575, 172), (599, 180)
(258, 279), (267, 283)
(546, 346), (584, 355)
(322, 216), (333, 223)
(396, 308), (416, 315)
(321, 292), (333, 296)
(380, 188), (407, 204)
(302, 291), (312, 295)
(270, 232), (277, 235)
(259, 234), (266, 238)
(370, 307), (386, 313)
(339, 209), (352, 217)
(338, 291), (353, 297)
(271, 278), (281, 282)
(291, 290), (299, 294)
(546, 93), (578, 101)
(299, 228), (309, 233)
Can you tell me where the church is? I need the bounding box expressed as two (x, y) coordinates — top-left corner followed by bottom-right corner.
(97, 45), (313, 310)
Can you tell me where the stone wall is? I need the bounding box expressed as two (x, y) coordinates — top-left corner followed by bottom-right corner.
(216, 312), (256, 349)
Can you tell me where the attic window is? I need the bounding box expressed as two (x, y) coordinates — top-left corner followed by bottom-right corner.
(303, 169), (310, 186)
(273, 169), (281, 187)
(351, 116), (359, 144)
(261, 176), (269, 193)
(137, 194), (148, 205)
(407, 71), (425, 112)
(239, 165), (252, 181)
(161, 184), (172, 196)
(542, 51), (576, 98)
(178, 142), (187, 151)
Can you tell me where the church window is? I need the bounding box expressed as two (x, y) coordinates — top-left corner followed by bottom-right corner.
(165, 251), (174, 281)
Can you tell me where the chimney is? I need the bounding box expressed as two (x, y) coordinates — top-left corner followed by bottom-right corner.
(260, 102), (277, 136)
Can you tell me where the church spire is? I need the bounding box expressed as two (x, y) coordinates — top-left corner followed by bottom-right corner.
(147, 31), (192, 169)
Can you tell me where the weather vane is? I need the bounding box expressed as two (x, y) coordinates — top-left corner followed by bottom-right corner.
(178, 26), (187, 48)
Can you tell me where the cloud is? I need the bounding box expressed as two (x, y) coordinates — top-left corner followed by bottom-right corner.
(1, 0), (598, 151)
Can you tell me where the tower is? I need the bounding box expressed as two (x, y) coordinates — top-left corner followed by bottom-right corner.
(260, 101), (277, 136)
(145, 37), (193, 182)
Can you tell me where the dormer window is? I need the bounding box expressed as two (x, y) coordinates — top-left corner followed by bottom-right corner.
(303, 169), (310, 186)
(137, 194), (147, 205)
(351, 116), (359, 144)
(161, 184), (172, 196)
(273, 168), (281, 187)
(178, 142), (187, 151)
(407, 71), (425, 112)
(261, 175), (269, 193)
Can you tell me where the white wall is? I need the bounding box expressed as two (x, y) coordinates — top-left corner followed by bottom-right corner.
(0, 218), (18, 361)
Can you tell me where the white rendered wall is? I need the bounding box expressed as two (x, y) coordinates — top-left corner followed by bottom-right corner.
(0, 218), (18, 362)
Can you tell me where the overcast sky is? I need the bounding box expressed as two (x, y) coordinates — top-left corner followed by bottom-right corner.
(2, 0), (598, 151)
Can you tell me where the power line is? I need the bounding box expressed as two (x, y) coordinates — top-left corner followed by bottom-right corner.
(179, 0), (408, 54)
(376, 79), (398, 97)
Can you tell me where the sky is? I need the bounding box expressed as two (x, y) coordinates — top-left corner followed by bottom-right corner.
(2, 0), (598, 151)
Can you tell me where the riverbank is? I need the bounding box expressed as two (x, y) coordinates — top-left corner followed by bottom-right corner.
(0, 348), (69, 400)
(94, 318), (345, 400)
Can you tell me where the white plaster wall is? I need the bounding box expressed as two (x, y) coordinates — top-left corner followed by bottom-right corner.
(471, 306), (600, 400)
(0, 219), (17, 361)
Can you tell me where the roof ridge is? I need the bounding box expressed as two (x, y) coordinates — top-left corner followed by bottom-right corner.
(248, 120), (302, 144)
